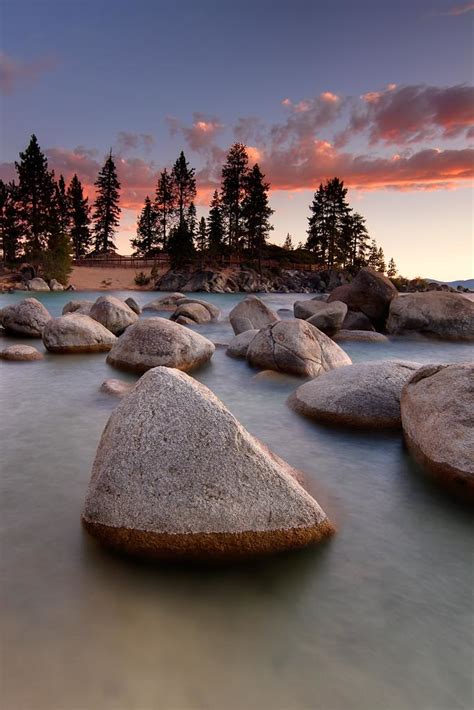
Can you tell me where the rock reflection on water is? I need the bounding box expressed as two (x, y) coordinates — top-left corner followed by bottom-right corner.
(0, 290), (473, 710)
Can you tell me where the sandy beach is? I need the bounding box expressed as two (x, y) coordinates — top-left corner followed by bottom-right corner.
(69, 266), (157, 291)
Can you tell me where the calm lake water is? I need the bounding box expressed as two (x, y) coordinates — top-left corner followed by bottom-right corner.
(0, 290), (473, 710)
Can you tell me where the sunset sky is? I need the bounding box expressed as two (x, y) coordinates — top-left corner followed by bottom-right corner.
(1, 0), (473, 280)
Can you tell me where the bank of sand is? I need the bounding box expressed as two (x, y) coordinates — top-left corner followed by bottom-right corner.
(69, 266), (158, 291)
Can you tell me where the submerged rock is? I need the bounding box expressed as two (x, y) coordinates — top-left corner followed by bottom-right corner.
(0, 344), (44, 361)
(289, 361), (420, 428)
(401, 363), (474, 498)
(247, 320), (351, 377)
(43, 314), (116, 353)
(229, 296), (279, 335)
(100, 378), (135, 398)
(226, 330), (259, 359)
(62, 300), (94, 315)
(0, 298), (51, 337)
(333, 330), (389, 343)
(386, 292), (474, 340)
(142, 293), (185, 311)
(89, 295), (139, 335)
(82, 367), (333, 559)
(106, 317), (215, 374)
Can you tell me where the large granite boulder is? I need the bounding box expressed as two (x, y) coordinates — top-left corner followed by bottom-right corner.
(226, 330), (259, 359)
(170, 299), (220, 325)
(328, 268), (398, 329)
(42, 314), (117, 353)
(89, 295), (139, 335)
(401, 363), (474, 499)
(247, 320), (351, 377)
(125, 297), (141, 315)
(229, 296), (279, 335)
(289, 361), (419, 428)
(341, 310), (375, 332)
(27, 277), (50, 292)
(82, 367), (333, 559)
(0, 344), (44, 361)
(62, 300), (94, 316)
(106, 317), (215, 374)
(0, 298), (51, 337)
(142, 293), (185, 311)
(295, 300), (347, 334)
(386, 292), (474, 340)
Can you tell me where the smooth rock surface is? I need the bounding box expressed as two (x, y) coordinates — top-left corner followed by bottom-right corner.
(229, 296), (279, 335)
(27, 277), (50, 292)
(226, 330), (259, 359)
(49, 279), (64, 292)
(401, 363), (474, 498)
(304, 301), (347, 334)
(0, 344), (44, 361)
(170, 302), (213, 325)
(175, 298), (220, 320)
(333, 330), (389, 343)
(341, 310), (375, 331)
(106, 317), (215, 374)
(289, 360), (420, 428)
(89, 295), (139, 335)
(82, 367), (333, 559)
(328, 268), (398, 328)
(386, 292), (474, 340)
(43, 314), (117, 353)
(100, 378), (135, 398)
(62, 300), (94, 315)
(0, 298), (51, 337)
(247, 320), (351, 377)
(125, 297), (141, 315)
(142, 293), (185, 311)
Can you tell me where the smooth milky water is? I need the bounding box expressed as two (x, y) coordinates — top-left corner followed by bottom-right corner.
(0, 290), (473, 710)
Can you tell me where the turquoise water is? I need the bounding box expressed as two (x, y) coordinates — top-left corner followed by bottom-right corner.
(0, 290), (473, 710)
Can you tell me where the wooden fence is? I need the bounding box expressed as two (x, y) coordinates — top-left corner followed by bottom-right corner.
(72, 255), (322, 273)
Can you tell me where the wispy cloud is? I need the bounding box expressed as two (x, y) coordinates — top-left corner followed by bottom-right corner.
(0, 51), (57, 95)
(435, 2), (474, 15)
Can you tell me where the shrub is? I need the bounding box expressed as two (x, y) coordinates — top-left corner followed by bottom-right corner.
(134, 271), (150, 286)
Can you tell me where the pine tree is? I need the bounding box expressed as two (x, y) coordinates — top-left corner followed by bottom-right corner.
(42, 172), (73, 283)
(221, 143), (249, 251)
(0, 181), (22, 263)
(155, 169), (175, 250)
(167, 222), (195, 269)
(55, 174), (70, 237)
(377, 247), (386, 273)
(387, 257), (397, 279)
(186, 202), (197, 242)
(171, 151), (196, 229)
(367, 239), (379, 269)
(242, 163), (273, 264)
(325, 177), (350, 267)
(306, 183), (329, 264)
(197, 216), (207, 252)
(341, 211), (370, 268)
(283, 233), (294, 250)
(15, 134), (56, 255)
(92, 151), (121, 253)
(131, 195), (159, 256)
(67, 174), (91, 258)
(207, 190), (225, 256)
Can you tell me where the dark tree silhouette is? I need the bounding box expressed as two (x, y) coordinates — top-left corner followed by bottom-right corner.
(92, 151), (121, 253)
(0, 180), (22, 263)
(387, 257), (397, 278)
(221, 143), (249, 251)
(306, 183), (329, 264)
(196, 216), (207, 252)
(154, 168), (175, 249)
(67, 174), (91, 258)
(171, 151), (196, 229)
(207, 190), (225, 256)
(242, 163), (273, 266)
(55, 174), (70, 237)
(341, 211), (370, 268)
(131, 195), (159, 256)
(167, 221), (195, 268)
(283, 233), (294, 250)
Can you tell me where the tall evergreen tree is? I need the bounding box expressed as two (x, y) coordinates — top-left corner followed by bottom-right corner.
(387, 257), (397, 279)
(325, 177), (350, 267)
(221, 143), (249, 251)
(242, 164), (273, 262)
(171, 151), (196, 229)
(283, 233), (294, 250)
(154, 168), (175, 250)
(377, 247), (386, 273)
(92, 151), (121, 253)
(207, 190), (225, 256)
(341, 211), (370, 268)
(167, 222), (195, 268)
(306, 183), (329, 264)
(367, 239), (379, 269)
(196, 216), (207, 252)
(55, 174), (70, 237)
(0, 181), (22, 263)
(131, 195), (159, 256)
(67, 174), (91, 258)
(15, 134), (56, 255)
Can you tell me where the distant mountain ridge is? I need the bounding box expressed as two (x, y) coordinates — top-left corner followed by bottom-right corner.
(427, 278), (474, 290)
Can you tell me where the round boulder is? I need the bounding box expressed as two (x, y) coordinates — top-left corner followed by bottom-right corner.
(100, 379), (135, 398)
(49, 279), (64, 292)
(386, 292), (474, 340)
(62, 300), (94, 315)
(82, 366), (333, 559)
(303, 301), (347, 334)
(229, 296), (279, 335)
(401, 363), (474, 498)
(89, 295), (139, 335)
(125, 297), (141, 315)
(0, 344), (44, 361)
(226, 329), (259, 359)
(170, 302), (213, 325)
(247, 320), (351, 377)
(106, 317), (215, 374)
(0, 298), (51, 337)
(42, 314), (117, 353)
(289, 360), (420, 428)
(27, 277), (50, 292)
(341, 310), (375, 332)
(328, 267), (398, 329)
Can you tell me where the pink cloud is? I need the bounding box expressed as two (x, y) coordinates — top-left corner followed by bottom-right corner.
(436, 2), (474, 15)
(166, 112), (224, 153)
(0, 51), (57, 95)
(116, 132), (156, 154)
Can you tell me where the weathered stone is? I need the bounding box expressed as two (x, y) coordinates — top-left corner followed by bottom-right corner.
(142, 293), (185, 311)
(27, 277), (50, 292)
(125, 297), (141, 315)
(226, 330), (259, 359)
(89, 295), (139, 335)
(42, 314), (117, 353)
(100, 378), (135, 398)
(0, 344), (44, 361)
(106, 317), (215, 374)
(170, 302), (213, 325)
(341, 310), (375, 331)
(62, 300), (94, 315)
(401, 363), (474, 498)
(49, 279), (64, 292)
(175, 298), (220, 320)
(82, 367), (333, 559)
(294, 300), (347, 334)
(328, 268), (398, 328)
(247, 320), (351, 377)
(229, 296), (279, 335)
(386, 292), (474, 340)
(289, 360), (420, 428)
(333, 330), (389, 343)
(0, 298), (51, 337)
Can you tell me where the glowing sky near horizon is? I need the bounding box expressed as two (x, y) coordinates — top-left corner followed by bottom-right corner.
(1, 0), (473, 280)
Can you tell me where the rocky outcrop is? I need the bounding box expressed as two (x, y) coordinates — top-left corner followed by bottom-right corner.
(89, 295), (139, 335)
(332, 330), (389, 343)
(0, 344), (44, 361)
(100, 379), (135, 398)
(142, 293), (185, 311)
(289, 361), (419, 428)
(294, 300), (347, 334)
(386, 292), (474, 340)
(226, 330), (259, 359)
(247, 320), (351, 377)
(62, 300), (94, 315)
(341, 310), (375, 331)
(27, 277), (50, 292)
(401, 363), (474, 498)
(125, 297), (141, 315)
(328, 268), (398, 329)
(170, 298), (220, 325)
(82, 366), (333, 559)
(42, 314), (117, 353)
(0, 298), (51, 337)
(49, 279), (64, 292)
(229, 296), (279, 335)
(106, 317), (215, 374)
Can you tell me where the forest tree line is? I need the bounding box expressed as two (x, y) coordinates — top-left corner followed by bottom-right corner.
(0, 135), (397, 281)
